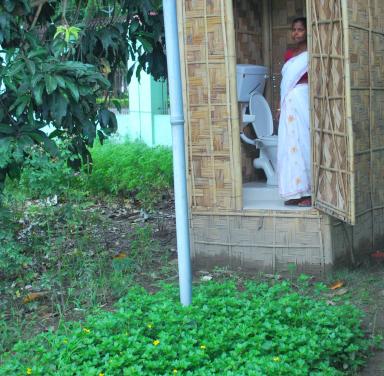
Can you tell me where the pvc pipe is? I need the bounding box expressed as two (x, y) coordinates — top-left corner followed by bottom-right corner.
(163, 0), (192, 306)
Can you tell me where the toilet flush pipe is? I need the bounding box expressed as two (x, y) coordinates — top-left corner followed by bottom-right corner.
(163, 0), (192, 306)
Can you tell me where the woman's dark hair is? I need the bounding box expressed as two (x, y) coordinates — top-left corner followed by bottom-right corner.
(292, 17), (307, 29)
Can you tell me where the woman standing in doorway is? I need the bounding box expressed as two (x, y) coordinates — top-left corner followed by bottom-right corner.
(277, 17), (311, 207)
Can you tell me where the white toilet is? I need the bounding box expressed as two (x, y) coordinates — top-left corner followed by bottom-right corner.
(236, 64), (278, 186)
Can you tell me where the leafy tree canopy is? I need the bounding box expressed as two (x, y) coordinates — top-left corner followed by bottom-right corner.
(0, 0), (166, 191)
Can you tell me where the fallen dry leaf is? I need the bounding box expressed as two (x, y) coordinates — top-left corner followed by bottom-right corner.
(113, 251), (128, 259)
(329, 280), (344, 290)
(23, 291), (48, 304)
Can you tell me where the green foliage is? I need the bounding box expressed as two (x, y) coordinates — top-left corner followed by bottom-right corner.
(0, 281), (375, 375)
(0, 140), (173, 353)
(86, 140), (173, 208)
(0, 0), (166, 188)
(0, 207), (31, 278)
(97, 95), (129, 109)
(13, 144), (85, 200)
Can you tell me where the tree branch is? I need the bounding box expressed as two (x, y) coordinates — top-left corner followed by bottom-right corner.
(74, 0), (83, 24)
(62, 0), (68, 25)
(30, 3), (43, 30)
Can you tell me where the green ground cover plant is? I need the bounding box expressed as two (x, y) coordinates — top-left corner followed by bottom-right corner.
(0, 141), (175, 354)
(1, 280), (375, 375)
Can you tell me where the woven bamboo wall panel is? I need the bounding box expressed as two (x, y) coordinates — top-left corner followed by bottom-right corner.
(185, 19), (207, 62)
(187, 64), (208, 105)
(312, 60), (345, 100)
(211, 106), (231, 153)
(184, 0), (223, 17)
(347, 0), (384, 223)
(372, 154), (384, 208)
(371, 33), (384, 88)
(208, 64), (227, 103)
(185, 17), (226, 62)
(180, 0), (238, 210)
(309, 0), (354, 223)
(329, 220), (351, 262)
(348, 29), (369, 88)
(348, 0), (369, 29)
(371, 92), (384, 209)
(206, 17), (226, 59)
(189, 106), (210, 153)
(271, 0), (306, 26)
(270, 0), (306, 115)
(351, 92), (370, 152)
(234, 0), (263, 65)
(371, 91), (384, 150)
(352, 212), (373, 253)
(354, 154), (371, 214)
(190, 212), (328, 273)
(373, 209), (384, 248)
(371, 0), (384, 34)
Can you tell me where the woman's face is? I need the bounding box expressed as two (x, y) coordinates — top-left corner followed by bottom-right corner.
(291, 21), (307, 44)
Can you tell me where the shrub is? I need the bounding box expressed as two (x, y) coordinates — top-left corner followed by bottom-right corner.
(3, 144), (85, 202)
(86, 140), (173, 208)
(0, 281), (374, 375)
(0, 207), (31, 278)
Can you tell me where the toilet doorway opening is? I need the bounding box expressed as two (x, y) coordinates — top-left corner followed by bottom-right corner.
(234, 0), (312, 211)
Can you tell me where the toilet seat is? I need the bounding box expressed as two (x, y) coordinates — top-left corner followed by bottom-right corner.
(249, 93), (274, 138)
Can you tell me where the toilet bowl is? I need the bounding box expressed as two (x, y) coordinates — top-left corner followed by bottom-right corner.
(253, 135), (278, 186)
(239, 86), (277, 185)
(236, 64), (277, 186)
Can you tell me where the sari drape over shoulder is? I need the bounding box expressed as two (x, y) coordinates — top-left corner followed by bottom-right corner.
(277, 51), (311, 200)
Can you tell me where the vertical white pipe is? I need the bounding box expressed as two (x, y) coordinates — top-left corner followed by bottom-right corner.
(163, 0), (192, 306)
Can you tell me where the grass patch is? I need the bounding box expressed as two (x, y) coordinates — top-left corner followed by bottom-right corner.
(0, 141), (175, 355)
(86, 140), (173, 209)
(0, 280), (375, 375)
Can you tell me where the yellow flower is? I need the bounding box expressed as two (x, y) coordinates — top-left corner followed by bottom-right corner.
(147, 323), (153, 329)
(82, 327), (91, 334)
(26, 368), (32, 375)
(200, 345), (206, 350)
(99, 373), (105, 376)
(273, 356), (281, 362)
(173, 370), (178, 374)
(153, 339), (160, 346)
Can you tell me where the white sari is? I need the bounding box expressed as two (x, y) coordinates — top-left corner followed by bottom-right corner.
(277, 51), (311, 200)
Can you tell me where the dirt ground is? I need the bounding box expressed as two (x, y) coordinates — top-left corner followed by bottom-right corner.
(104, 204), (384, 375)
(342, 266), (384, 375)
(6, 198), (383, 373)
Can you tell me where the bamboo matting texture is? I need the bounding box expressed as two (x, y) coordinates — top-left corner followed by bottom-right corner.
(180, 0), (239, 210)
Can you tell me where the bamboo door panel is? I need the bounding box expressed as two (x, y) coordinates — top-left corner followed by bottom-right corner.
(308, 0), (355, 224)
